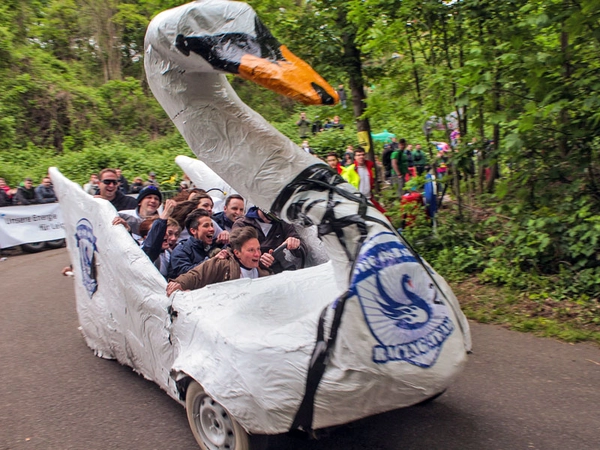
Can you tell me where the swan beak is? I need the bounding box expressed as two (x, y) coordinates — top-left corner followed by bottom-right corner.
(238, 46), (339, 106)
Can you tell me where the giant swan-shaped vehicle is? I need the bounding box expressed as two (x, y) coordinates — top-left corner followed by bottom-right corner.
(52, 1), (471, 449)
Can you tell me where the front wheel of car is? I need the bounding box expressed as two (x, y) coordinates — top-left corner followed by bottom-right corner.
(186, 381), (268, 450)
(21, 242), (47, 253)
(45, 238), (66, 249)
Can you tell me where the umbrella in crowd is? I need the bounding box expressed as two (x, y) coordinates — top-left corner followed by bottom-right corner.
(371, 129), (396, 142)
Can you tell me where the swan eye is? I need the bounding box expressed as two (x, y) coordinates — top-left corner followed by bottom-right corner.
(175, 18), (284, 75)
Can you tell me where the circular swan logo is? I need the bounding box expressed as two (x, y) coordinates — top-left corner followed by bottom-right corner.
(350, 232), (454, 368)
(75, 218), (98, 299)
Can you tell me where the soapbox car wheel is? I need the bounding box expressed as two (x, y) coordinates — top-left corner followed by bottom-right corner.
(186, 381), (268, 450)
(45, 238), (66, 249)
(21, 242), (47, 253)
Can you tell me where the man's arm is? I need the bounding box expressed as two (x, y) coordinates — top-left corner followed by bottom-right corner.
(172, 258), (225, 291)
(282, 223), (304, 255)
(391, 154), (400, 176)
(141, 218), (167, 262)
(169, 245), (206, 279)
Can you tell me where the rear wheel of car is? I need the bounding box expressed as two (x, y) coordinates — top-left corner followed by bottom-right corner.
(45, 238), (66, 249)
(21, 242), (47, 253)
(186, 381), (268, 450)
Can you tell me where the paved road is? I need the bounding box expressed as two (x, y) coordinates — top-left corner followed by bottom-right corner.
(1, 248), (599, 450)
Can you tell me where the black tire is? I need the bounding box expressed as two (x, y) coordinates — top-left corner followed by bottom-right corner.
(186, 381), (269, 450)
(21, 242), (47, 253)
(45, 239), (66, 249)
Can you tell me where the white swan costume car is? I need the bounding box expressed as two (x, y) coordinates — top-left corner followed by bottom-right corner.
(53, 1), (471, 449)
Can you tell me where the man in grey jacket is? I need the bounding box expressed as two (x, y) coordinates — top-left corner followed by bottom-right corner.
(35, 177), (57, 203)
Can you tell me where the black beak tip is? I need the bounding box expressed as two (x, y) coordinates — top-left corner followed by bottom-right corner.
(311, 82), (335, 105)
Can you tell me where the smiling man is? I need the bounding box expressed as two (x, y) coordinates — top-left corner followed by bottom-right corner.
(168, 209), (218, 279)
(233, 206), (304, 274)
(212, 194), (245, 232)
(119, 185), (163, 242)
(96, 168), (137, 211)
(166, 226), (272, 295)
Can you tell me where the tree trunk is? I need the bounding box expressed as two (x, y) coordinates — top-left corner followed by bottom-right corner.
(559, 27), (570, 158)
(477, 100), (485, 195)
(406, 29), (422, 105)
(80, 0), (122, 82)
(339, 15), (377, 193)
(486, 63), (502, 193)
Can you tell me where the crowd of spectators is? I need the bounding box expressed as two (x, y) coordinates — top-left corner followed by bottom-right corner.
(0, 176), (58, 206)
(312, 131), (450, 229)
(0, 167), (164, 208)
(296, 112), (346, 139)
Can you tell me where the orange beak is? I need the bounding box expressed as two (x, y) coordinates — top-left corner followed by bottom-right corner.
(238, 46), (339, 106)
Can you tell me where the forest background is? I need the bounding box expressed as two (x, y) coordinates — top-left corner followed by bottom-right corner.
(1, 0), (599, 342)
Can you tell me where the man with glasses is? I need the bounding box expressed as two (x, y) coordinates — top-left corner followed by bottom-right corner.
(96, 168), (137, 211)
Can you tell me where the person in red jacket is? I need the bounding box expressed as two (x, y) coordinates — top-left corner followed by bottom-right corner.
(326, 152), (343, 174)
(400, 187), (428, 229)
(345, 147), (386, 214)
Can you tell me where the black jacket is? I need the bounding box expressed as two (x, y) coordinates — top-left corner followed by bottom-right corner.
(118, 175), (130, 194)
(0, 189), (10, 207)
(232, 207), (306, 273)
(212, 211), (234, 232)
(13, 186), (37, 205)
(110, 190), (138, 211)
(168, 236), (215, 279)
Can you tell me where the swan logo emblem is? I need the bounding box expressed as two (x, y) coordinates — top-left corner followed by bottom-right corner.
(351, 232), (454, 368)
(75, 218), (98, 299)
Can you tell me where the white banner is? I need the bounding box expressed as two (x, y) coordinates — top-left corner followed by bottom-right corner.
(0, 203), (65, 248)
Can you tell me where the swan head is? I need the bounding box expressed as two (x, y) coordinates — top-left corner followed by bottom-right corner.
(146, 0), (338, 105)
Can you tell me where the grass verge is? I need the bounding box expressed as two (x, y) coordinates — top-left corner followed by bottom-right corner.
(451, 277), (600, 346)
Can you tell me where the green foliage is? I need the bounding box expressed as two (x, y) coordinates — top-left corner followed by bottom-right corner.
(0, 132), (194, 187)
(303, 128), (357, 157)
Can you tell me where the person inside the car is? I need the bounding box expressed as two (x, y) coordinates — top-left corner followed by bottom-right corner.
(212, 194), (245, 232)
(232, 206), (305, 273)
(140, 199), (180, 278)
(195, 192), (229, 245)
(119, 185), (162, 242)
(168, 209), (218, 279)
(166, 226), (272, 295)
(96, 168), (138, 211)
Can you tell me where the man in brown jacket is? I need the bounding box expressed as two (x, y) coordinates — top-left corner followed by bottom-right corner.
(232, 206), (305, 273)
(166, 227), (272, 295)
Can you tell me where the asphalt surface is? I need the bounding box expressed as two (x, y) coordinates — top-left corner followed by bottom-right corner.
(1, 247), (599, 450)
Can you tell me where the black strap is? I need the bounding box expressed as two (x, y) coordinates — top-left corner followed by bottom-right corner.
(290, 290), (351, 432)
(273, 164), (392, 432)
